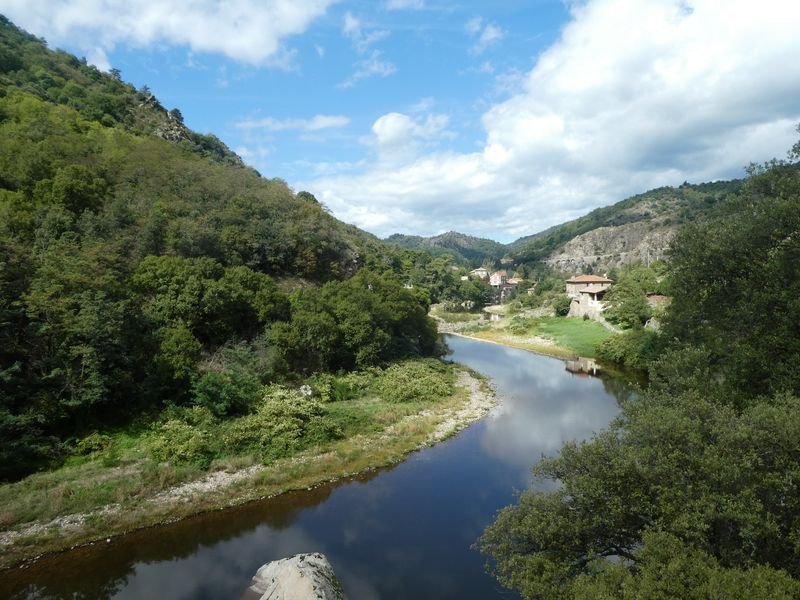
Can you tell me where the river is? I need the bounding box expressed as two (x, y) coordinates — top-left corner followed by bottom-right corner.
(1, 335), (627, 599)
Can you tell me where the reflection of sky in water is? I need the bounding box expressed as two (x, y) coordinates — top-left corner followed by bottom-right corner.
(3, 335), (621, 600)
(445, 337), (621, 478)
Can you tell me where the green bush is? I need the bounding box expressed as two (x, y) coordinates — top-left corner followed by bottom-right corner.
(596, 329), (664, 371)
(74, 432), (113, 456)
(148, 419), (215, 468)
(507, 316), (537, 335)
(306, 372), (357, 403)
(374, 359), (454, 403)
(191, 340), (274, 416)
(553, 294), (572, 317)
(222, 386), (341, 461)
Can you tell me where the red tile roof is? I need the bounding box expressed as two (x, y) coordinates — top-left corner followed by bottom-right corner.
(566, 274), (614, 284)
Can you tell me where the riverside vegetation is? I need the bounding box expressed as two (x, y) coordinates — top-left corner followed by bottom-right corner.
(0, 17), (498, 566)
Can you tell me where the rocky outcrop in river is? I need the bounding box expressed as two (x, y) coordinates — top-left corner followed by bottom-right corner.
(243, 553), (346, 600)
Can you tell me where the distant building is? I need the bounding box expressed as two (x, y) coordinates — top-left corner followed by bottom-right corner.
(489, 270), (508, 288)
(470, 267), (489, 279)
(646, 293), (671, 308)
(506, 277), (523, 287)
(460, 275), (469, 281)
(566, 274), (614, 319)
(500, 258), (514, 266)
(565, 274), (614, 299)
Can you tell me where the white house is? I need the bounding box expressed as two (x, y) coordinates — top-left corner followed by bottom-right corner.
(489, 270), (508, 288)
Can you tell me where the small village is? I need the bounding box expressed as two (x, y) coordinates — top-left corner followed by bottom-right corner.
(466, 265), (615, 319)
(463, 262), (669, 329)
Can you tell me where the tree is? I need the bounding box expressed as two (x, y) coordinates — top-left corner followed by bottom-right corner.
(478, 391), (800, 599)
(269, 269), (440, 373)
(665, 161), (800, 400)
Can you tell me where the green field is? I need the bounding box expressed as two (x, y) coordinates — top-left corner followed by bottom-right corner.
(529, 317), (613, 357)
(470, 315), (613, 358)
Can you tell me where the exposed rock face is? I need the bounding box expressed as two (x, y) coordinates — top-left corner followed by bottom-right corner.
(544, 222), (675, 272)
(243, 553), (346, 600)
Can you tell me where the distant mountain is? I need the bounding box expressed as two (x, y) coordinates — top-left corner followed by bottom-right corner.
(508, 180), (743, 272)
(386, 181), (744, 273)
(384, 231), (507, 265)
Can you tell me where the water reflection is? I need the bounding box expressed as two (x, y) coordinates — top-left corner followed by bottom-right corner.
(445, 335), (622, 479)
(1, 335), (624, 600)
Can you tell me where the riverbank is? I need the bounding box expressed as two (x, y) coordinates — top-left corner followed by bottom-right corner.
(0, 367), (495, 570)
(432, 305), (613, 359)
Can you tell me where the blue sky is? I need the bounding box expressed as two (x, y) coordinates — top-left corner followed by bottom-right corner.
(3, 0), (800, 243)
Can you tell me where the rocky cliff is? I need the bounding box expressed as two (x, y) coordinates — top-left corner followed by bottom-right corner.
(511, 180), (742, 271)
(544, 221), (676, 272)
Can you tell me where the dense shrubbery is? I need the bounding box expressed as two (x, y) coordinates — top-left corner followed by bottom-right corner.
(149, 418), (216, 469)
(135, 360), (459, 468)
(269, 269), (441, 374)
(603, 262), (668, 328)
(373, 359), (455, 404)
(596, 329), (664, 371)
(221, 386), (341, 461)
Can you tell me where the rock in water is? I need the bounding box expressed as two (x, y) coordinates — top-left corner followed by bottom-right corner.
(243, 553), (346, 600)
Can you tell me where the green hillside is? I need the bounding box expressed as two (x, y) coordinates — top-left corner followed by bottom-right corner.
(384, 230), (507, 265)
(508, 180), (743, 263)
(0, 17), (437, 480)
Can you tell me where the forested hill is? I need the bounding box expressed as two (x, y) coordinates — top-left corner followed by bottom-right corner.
(508, 180), (742, 270)
(0, 15), (389, 279)
(0, 16), (245, 167)
(383, 231), (507, 265)
(385, 180), (743, 272)
(0, 17), (435, 479)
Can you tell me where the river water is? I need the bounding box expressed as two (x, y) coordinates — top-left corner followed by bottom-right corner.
(1, 335), (626, 599)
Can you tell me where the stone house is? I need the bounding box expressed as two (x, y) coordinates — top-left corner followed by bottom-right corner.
(489, 270), (508, 288)
(565, 274), (614, 319)
(470, 267), (489, 279)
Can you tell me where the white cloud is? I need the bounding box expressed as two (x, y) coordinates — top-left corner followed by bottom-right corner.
(370, 112), (453, 162)
(386, 0), (424, 9)
(0, 0), (334, 68)
(473, 24), (504, 54)
(303, 0), (800, 242)
(464, 17), (483, 35)
(342, 11), (389, 53)
(465, 17), (504, 55)
(339, 50), (397, 88)
(236, 115), (350, 132)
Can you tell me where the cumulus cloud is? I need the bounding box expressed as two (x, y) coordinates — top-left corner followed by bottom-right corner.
(236, 115), (350, 132)
(305, 0), (800, 242)
(370, 112), (453, 162)
(0, 0), (333, 68)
